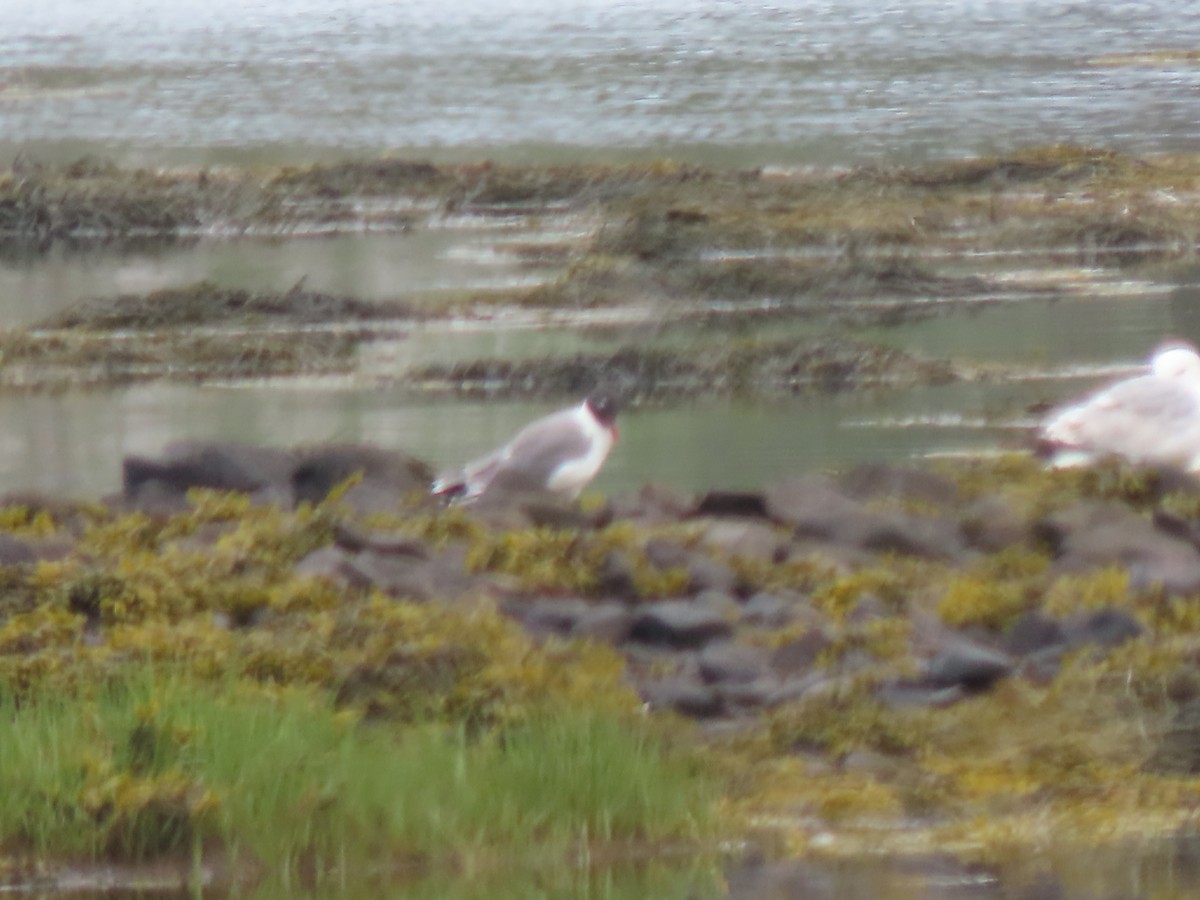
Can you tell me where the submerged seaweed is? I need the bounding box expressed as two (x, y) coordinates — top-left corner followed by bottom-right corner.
(401, 335), (960, 401)
(40, 281), (412, 330)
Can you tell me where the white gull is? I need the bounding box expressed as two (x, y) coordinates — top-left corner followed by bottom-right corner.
(432, 392), (620, 503)
(1039, 341), (1200, 472)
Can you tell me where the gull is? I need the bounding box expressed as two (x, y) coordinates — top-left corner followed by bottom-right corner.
(1038, 341), (1200, 471)
(432, 393), (620, 503)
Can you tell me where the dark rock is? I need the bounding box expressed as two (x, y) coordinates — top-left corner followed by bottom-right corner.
(877, 680), (967, 710)
(1017, 645), (1065, 685)
(346, 550), (435, 601)
(765, 475), (861, 529)
(698, 642), (767, 685)
(1127, 553), (1200, 597)
(1147, 466), (1200, 498)
(596, 549), (639, 600)
(847, 594), (891, 624)
(1038, 500), (1200, 595)
(692, 490), (769, 519)
(1003, 612), (1068, 657)
(621, 643), (698, 676)
(125, 441), (294, 498)
(840, 462), (961, 508)
(925, 635), (1014, 691)
(608, 482), (693, 525)
(24, 535), (76, 562)
(122, 440), (434, 517)
(686, 554), (740, 595)
(856, 514), (968, 563)
(1056, 520), (1200, 577)
(639, 677), (725, 718)
(1064, 607), (1143, 649)
(571, 603), (634, 644)
(464, 496), (535, 531)
(293, 545), (372, 590)
(630, 600), (733, 649)
(424, 541), (479, 599)
(1151, 507), (1200, 549)
(696, 518), (787, 563)
(332, 521), (428, 557)
(741, 591), (791, 627)
(111, 479), (190, 516)
(122, 442), (294, 513)
(0, 533), (39, 566)
(643, 537), (691, 571)
(716, 678), (780, 711)
(467, 486), (595, 531)
(1032, 501), (1141, 554)
(789, 538), (878, 573)
(766, 475), (967, 562)
(771, 628), (833, 678)
(291, 444), (432, 514)
(765, 672), (830, 707)
(1166, 669), (1200, 705)
(693, 588), (741, 617)
(959, 495), (1026, 553)
(512, 598), (589, 638)
(0, 532), (37, 566)
(519, 496), (597, 531)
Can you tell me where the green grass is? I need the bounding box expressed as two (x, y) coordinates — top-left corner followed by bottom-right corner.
(0, 669), (714, 873)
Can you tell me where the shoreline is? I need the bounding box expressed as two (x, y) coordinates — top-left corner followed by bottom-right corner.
(3, 442), (1200, 890)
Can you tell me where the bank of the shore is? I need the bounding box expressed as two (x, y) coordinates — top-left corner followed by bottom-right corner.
(4, 440), (1200, 892)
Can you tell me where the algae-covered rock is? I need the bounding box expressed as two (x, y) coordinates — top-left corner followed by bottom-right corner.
(7, 449), (1200, 864)
(630, 600), (735, 650)
(122, 441), (432, 515)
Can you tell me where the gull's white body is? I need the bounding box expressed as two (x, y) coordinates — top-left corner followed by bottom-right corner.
(1039, 343), (1200, 471)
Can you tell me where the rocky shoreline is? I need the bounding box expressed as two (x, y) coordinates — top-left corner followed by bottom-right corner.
(106, 440), (1197, 735)
(5, 439), (1200, 875)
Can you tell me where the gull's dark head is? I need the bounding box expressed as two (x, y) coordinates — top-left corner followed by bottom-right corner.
(585, 391), (621, 427)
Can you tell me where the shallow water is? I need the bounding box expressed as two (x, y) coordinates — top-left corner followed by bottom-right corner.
(1, 223), (1196, 498)
(0, 229), (555, 328)
(40, 833), (1200, 899)
(5, 0), (1200, 168)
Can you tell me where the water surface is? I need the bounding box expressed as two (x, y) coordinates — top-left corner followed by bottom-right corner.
(5, 0), (1200, 168)
(2, 228), (1196, 498)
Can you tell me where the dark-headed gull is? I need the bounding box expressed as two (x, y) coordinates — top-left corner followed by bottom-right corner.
(433, 393), (620, 503)
(1039, 341), (1200, 471)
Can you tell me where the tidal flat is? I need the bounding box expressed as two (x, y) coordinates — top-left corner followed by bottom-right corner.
(3, 148), (1200, 896)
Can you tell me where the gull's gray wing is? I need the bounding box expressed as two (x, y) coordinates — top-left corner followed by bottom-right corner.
(485, 407), (592, 492)
(438, 406), (590, 499)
